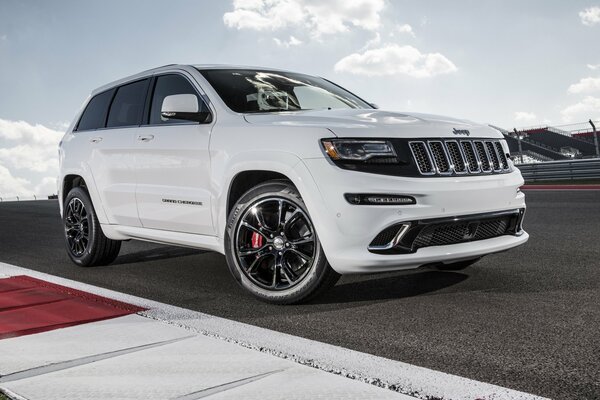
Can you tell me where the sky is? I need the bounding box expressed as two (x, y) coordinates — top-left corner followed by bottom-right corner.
(1, 0), (599, 198)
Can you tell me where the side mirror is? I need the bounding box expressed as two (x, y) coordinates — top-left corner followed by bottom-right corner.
(161, 94), (211, 123)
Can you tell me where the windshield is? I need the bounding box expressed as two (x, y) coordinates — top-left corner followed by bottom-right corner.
(198, 69), (372, 113)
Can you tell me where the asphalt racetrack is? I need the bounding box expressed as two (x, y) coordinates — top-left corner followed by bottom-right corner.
(0, 190), (598, 399)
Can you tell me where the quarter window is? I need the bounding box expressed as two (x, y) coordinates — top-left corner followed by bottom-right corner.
(76, 89), (114, 131)
(149, 75), (204, 125)
(106, 79), (149, 128)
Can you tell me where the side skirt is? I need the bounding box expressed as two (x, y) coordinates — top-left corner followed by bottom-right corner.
(100, 224), (225, 254)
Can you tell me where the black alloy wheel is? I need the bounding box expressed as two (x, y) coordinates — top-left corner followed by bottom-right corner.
(225, 180), (340, 304)
(234, 197), (316, 290)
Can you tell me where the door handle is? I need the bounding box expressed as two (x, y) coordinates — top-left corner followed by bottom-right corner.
(90, 137), (103, 143)
(137, 134), (155, 142)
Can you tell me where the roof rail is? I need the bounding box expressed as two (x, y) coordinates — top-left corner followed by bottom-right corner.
(136, 64), (180, 75)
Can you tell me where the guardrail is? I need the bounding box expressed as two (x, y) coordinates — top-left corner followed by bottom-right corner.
(517, 158), (600, 182)
(0, 195), (57, 202)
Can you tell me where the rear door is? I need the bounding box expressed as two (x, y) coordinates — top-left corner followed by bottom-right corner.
(83, 79), (149, 226)
(134, 73), (214, 235)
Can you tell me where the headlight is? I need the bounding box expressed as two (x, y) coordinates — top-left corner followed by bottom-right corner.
(321, 139), (398, 162)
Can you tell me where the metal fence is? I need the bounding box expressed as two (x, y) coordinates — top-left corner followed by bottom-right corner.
(0, 195), (57, 202)
(517, 158), (600, 182)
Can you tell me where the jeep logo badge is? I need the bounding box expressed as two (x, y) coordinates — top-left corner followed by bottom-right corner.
(453, 128), (470, 136)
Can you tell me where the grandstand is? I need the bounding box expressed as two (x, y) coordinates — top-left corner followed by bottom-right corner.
(571, 128), (597, 144)
(491, 121), (600, 164)
(502, 134), (569, 162)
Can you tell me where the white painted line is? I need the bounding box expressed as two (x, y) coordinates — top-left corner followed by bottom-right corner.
(0, 315), (191, 376)
(0, 335), (193, 383)
(172, 370), (283, 400)
(0, 262), (548, 400)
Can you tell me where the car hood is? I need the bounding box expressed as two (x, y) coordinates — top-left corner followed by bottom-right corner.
(243, 109), (502, 139)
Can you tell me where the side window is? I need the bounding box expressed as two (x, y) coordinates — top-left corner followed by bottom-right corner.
(106, 79), (149, 128)
(76, 89), (114, 131)
(149, 75), (205, 125)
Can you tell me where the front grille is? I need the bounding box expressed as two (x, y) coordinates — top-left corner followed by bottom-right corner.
(461, 141), (480, 172)
(409, 142), (434, 174)
(428, 141), (451, 174)
(495, 142), (509, 170)
(474, 141), (492, 172)
(446, 141), (466, 173)
(409, 139), (510, 177)
(485, 141), (501, 171)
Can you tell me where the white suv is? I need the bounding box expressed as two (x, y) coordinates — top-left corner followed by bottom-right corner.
(59, 64), (528, 304)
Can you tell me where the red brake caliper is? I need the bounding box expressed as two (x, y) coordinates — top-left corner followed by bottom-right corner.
(251, 232), (263, 249)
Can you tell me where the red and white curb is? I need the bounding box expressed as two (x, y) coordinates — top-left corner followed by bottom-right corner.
(0, 262), (548, 400)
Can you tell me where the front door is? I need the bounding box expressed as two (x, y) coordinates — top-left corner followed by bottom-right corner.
(134, 73), (214, 235)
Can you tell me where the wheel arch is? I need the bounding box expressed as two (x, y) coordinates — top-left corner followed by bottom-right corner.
(62, 174), (88, 204)
(59, 168), (109, 224)
(226, 170), (293, 218)
(213, 154), (333, 266)
(214, 153), (307, 243)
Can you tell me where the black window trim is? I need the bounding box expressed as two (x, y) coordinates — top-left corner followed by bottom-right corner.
(143, 71), (214, 127)
(105, 78), (152, 130)
(74, 69), (215, 133)
(74, 87), (117, 132)
(74, 78), (151, 133)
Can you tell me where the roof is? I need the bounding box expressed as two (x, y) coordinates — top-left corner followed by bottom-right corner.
(90, 64), (296, 96)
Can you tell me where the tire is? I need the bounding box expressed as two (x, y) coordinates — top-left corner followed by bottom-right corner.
(225, 180), (340, 305)
(63, 187), (121, 267)
(435, 257), (482, 271)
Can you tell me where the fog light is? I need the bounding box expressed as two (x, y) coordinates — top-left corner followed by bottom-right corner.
(344, 194), (416, 205)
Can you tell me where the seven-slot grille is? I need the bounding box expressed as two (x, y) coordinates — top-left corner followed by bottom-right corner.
(409, 139), (511, 176)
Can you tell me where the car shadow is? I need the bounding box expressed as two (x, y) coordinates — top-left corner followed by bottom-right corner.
(310, 270), (469, 305)
(112, 246), (206, 266)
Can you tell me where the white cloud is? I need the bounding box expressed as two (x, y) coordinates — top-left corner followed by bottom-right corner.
(223, 0), (305, 32)
(568, 77), (600, 94)
(587, 64), (600, 70)
(273, 35), (302, 48)
(0, 145), (58, 173)
(514, 111), (537, 123)
(223, 0), (385, 37)
(334, 44), (457, 78)
(0, 119), (63, 147)
(34, 177), (58, 198)
(579, 6), (600, 26)
(0, 165), (32, 199)
(395, 24), (415, 38)
(561, 96), (600, 122)
(0, 119), (63, 198)
(359, 32), (381, 51)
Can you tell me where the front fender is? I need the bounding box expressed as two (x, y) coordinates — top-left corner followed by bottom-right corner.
(213, 150), (304, 244)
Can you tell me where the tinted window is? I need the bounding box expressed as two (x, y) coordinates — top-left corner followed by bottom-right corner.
(106, 79), (149, 128)
(76, 89), (114, 131)
(149, 75), (204, 124)
(199, 69), (371, 113)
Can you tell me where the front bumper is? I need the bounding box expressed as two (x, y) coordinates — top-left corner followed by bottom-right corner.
(295, 158), (528, 274)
